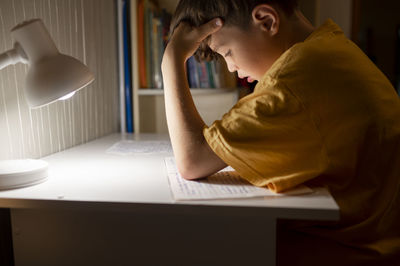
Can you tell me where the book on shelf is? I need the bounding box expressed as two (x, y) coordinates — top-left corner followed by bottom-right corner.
(137, 0), (147, 88)
(137, 0), (170, 89)
(186, 57), (221, 89)
(121, 0), (134, 132)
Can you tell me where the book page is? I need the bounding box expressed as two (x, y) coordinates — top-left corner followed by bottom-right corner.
(165, 157), (313, 200)
(107, 140), (173, 155)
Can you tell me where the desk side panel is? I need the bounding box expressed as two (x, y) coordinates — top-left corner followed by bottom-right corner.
(12, 208), (276, 266)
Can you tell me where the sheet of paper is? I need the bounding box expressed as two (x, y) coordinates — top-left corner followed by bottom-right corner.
(107, 140), (173, 155)
(165, 157), (313, 200)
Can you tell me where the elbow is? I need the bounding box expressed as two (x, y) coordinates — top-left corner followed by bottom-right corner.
(176, 160), (204, 180)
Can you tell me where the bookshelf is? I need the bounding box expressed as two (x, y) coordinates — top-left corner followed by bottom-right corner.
(138, 88), (237, 96)
(129, 0), (239, 133)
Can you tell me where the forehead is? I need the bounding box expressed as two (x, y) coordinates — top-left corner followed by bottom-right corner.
(209, 25), (246, 52)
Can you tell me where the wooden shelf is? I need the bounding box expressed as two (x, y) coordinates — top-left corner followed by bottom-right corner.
(138, 88), (238, 96)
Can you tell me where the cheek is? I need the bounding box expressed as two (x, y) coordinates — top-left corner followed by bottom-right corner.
(244, 52), (273, 78)
(237, 55), (264, 77)
(233, 45), (263, 70)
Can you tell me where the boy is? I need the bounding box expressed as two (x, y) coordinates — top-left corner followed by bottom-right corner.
(161, 0), (400, 265)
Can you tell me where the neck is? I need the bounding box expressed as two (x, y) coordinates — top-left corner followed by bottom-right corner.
(281, 10), (315, 51)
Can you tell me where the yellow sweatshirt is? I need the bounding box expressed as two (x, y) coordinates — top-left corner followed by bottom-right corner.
(204, 19), (400, 264)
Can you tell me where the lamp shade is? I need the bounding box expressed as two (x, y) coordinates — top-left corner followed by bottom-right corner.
(11, 19), (94, 108)
(25, 54), (94, 107)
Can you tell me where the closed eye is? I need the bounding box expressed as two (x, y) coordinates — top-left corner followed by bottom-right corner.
(224, 50), (232, 57)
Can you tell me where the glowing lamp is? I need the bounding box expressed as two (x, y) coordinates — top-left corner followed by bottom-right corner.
(0, 19), (94, 190)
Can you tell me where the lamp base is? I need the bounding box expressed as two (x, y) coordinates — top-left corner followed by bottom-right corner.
(0, 159), (48, 190)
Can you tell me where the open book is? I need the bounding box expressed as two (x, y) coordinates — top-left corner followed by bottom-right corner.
(165, 157), (313, 201)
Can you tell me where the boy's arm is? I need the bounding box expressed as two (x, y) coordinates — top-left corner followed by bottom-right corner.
(161, 19), (227, 180)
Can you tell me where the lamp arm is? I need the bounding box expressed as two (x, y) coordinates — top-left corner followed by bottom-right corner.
(0, 42), (28, 70)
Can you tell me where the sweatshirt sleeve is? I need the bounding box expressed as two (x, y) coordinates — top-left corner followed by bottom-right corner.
(203, 83), (328, 193)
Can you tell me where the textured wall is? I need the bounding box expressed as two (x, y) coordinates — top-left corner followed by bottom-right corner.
(0, 0), (119, 160)
(317, 0), (352, 38)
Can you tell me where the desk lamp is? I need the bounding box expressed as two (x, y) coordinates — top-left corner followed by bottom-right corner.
(0, 19), (94, 190)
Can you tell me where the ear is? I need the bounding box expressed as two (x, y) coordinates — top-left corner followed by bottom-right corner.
(251, 4), (280, 36)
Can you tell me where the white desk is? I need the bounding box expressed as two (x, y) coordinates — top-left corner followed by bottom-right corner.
(0, 133), (339, 266)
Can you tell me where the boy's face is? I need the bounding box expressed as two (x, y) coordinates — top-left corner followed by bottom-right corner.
(209, 23), (282, 83)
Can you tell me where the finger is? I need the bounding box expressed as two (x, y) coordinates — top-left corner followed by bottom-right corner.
(195, 18), (223, 40)
(170, 21), (190, 36)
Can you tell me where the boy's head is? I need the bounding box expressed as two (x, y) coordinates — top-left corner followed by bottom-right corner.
(170, 0), (301, 82)
(171, 0), (298, 58)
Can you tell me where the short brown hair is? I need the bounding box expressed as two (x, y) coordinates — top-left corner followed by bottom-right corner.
(170, 0), (299, 61)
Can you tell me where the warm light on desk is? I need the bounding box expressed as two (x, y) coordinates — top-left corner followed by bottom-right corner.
(0, 18), (94, 190)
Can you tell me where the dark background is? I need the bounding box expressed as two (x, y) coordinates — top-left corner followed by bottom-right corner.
(354, 0), (400, 93)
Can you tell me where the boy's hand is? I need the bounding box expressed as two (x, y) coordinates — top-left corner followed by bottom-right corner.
(164, 18), (223, 63)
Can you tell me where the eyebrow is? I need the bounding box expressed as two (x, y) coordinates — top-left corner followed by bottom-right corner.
(212, 45), (220, 53)
(210, 42), (224, 54)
